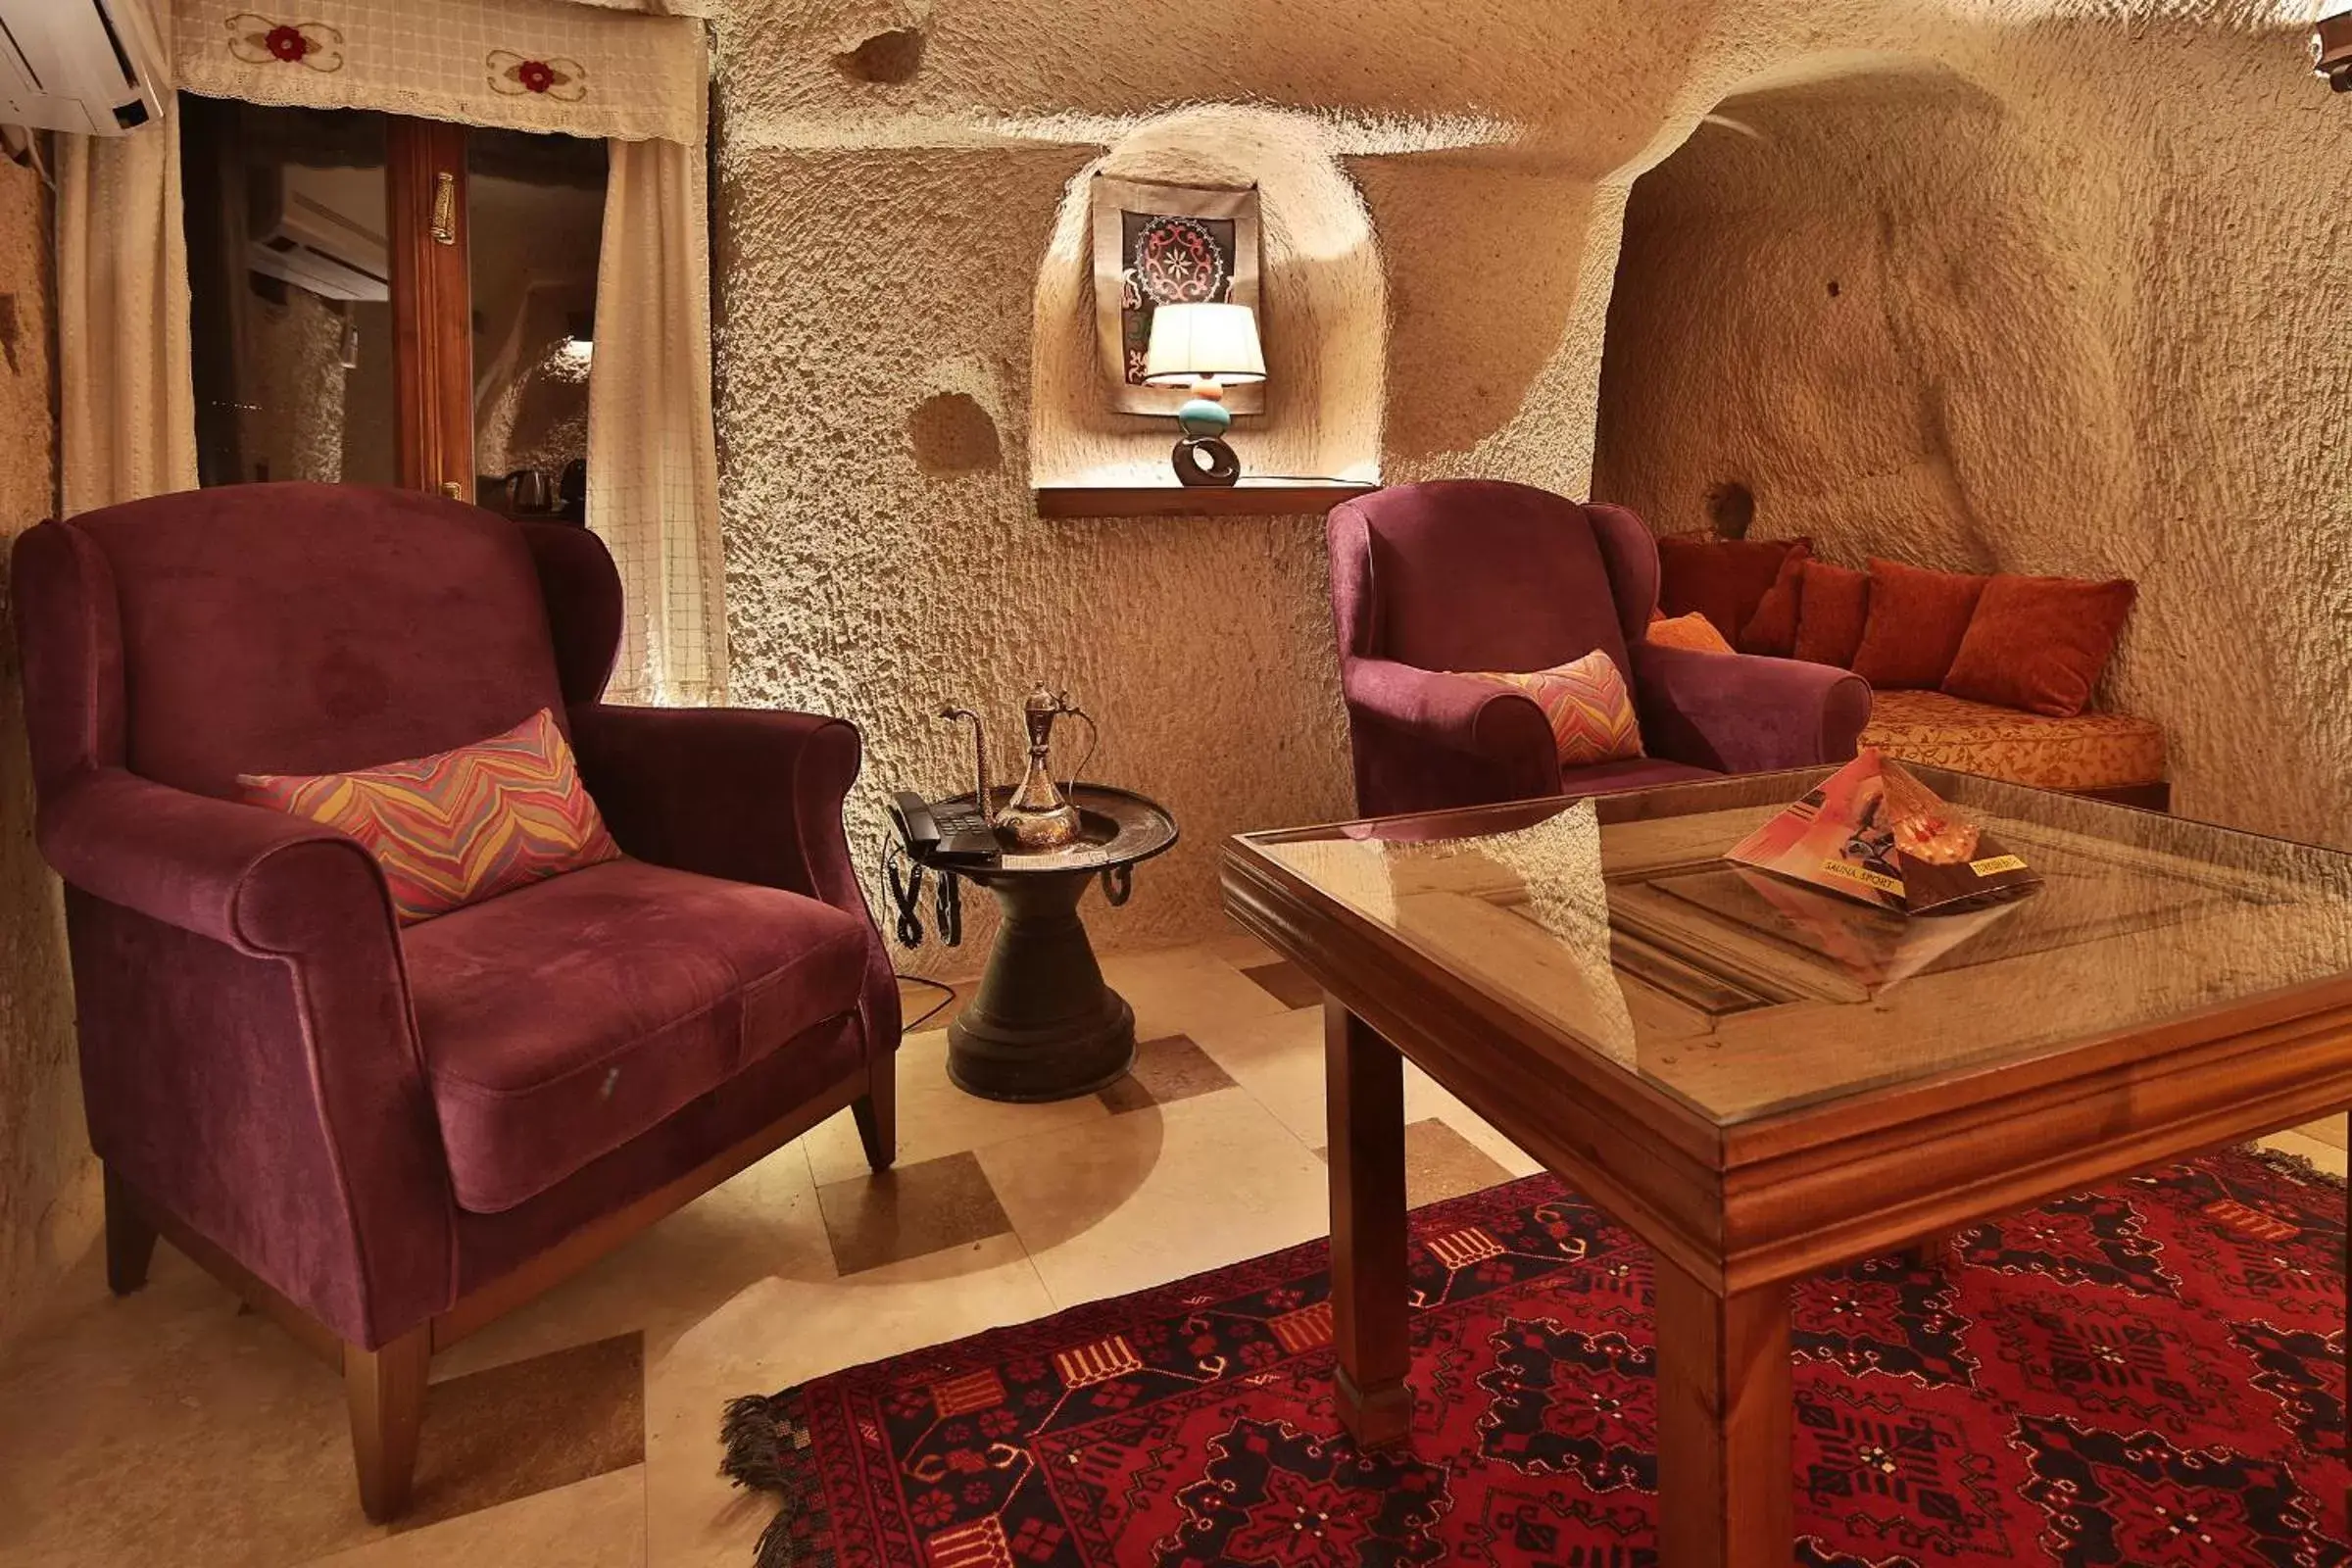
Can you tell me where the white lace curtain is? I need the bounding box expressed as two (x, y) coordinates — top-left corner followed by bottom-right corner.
(58, 0), (727, 703)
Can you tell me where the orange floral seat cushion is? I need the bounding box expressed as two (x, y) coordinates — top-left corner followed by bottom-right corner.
(1859, 689), (2167, 791)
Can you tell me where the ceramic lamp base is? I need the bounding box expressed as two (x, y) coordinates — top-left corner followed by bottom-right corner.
(1172, 435), (1242, 487)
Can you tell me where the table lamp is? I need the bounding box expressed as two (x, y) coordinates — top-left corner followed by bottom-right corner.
(1142, 302), (1265, 487)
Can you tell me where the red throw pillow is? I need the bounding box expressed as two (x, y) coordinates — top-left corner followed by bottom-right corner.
(1849, 559), (1989, 689)
(1943, 572), (2137, 717)
(1790, 560), (1871, 667)
(1645, 612), (1736, 655)
(1655, 535), (1811, 643)
(1460, 650), (1643, 767)
(240, 708), (620, 925)
(1738, 547), (1809, 657)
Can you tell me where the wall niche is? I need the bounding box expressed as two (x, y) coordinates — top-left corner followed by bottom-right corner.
(1028, 107), (1386, 491)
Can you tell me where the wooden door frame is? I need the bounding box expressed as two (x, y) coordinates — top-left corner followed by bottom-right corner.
(385, 118), (473, 497)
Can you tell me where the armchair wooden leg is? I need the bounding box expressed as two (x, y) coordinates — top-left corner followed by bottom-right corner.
(103, 1167), (157, 1297)
(344, 1327), (431, 1523)
(853, 1056), (897, 1172)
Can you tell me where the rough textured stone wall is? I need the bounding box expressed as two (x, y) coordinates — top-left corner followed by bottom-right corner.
(708, 0), (2348, 966)
(240, 288), (347, 484)
(0, 152), (91, 1346)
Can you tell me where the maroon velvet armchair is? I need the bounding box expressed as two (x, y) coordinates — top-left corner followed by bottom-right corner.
(10, 482), (900, 1521)
(1328, 480), (1869, 815)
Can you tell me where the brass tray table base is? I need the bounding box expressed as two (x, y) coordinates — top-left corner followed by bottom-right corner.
(926, 783), (1177, 1103)
(947, 869), (1137, 1102)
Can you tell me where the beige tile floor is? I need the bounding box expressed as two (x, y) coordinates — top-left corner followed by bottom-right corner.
(0, 929), (2340, 1568)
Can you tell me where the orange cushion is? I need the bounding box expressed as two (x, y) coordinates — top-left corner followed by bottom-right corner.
(1850, 559), (1988, 689)
(1790, 560), (1870, 666)
(1655, 535), (1810, 643)
(1738, 547), (1808, 657)
(1942, 573), (2136, 718)
(1462, 650), (1644, 768)
(1861, 689), (2165, 790)
(240, 709), (620, 925)
(1645, 612), (1736, 655)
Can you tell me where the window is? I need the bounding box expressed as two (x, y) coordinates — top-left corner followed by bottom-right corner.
(180, 96), (608, 512)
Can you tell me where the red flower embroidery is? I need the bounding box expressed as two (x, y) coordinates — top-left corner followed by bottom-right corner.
(227, 15), (343, 72)
(486, 49), (586, 101)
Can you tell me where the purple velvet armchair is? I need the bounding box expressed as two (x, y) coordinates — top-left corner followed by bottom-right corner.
(11, 482), (900, 1520)
(1328, 480), (1869, 815)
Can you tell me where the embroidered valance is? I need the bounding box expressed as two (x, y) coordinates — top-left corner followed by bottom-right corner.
(555, 0), (713, 15)
(171, 0), (707, 145)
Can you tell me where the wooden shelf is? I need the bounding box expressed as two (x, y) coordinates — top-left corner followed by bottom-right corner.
(1034, 481), (1379, 518)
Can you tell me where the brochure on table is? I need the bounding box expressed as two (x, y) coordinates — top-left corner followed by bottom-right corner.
(1725, 750), (2041, 916)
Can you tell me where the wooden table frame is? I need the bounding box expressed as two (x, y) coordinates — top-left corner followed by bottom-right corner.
(1224, 797), (2352, 1568)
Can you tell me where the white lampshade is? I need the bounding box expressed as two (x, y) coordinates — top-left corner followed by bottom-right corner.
(1142, 303), (1266, 388)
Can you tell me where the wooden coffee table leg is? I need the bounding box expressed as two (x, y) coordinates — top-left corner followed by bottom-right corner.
(1654, 1256), (1791, 1568)
(1327, 1002), (1411, 1448)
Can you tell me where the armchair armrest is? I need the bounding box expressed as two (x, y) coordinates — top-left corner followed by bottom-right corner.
(1630, 643), (1872, 774)
(1345, 658), (1555, 767)
(566, 703), (865, 913)
(1341, 657), (1560, 811)
(35, 767), (449, 1349)
(37, 766), (396, 954)
(566, 703), (897, 1058)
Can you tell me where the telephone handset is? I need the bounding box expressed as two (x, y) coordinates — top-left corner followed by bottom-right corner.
(889, 791), (941, 858)
(889, 790), (1000, 868)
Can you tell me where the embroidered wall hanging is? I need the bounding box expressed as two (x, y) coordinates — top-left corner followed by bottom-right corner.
(1090, 174), (1263, 417)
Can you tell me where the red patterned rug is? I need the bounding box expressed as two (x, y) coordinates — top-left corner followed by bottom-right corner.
(720, 1148), (2348, 1566)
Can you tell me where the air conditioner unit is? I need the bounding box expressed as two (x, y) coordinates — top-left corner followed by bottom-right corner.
(248, 164), (391, 303)
(0, 0), (168, 136)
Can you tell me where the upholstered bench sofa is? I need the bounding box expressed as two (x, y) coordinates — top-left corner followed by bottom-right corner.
(1859, 689), (2169, 808)
(1652, 535), (2169, 809)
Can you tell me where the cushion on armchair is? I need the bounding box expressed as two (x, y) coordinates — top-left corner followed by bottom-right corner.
(240, 708), (618, 924)
(1644, 612), (1735, 655)
(1461, 650), (1644, 768)
(404, 857), (871, 1212)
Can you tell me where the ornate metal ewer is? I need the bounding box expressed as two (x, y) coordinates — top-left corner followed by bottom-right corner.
(939, 685), (1100, 852)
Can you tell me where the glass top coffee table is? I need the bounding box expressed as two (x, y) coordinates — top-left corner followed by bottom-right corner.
(1222, 767), (2352, 1567)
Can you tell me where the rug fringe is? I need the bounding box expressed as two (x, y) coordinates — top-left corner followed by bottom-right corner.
(718, 1393), (792, 1492)
(719, 1391), (832, 1568)
(2241, 1140), (2349, 1193)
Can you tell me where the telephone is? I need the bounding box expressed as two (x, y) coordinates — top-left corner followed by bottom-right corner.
(888, 790), (1000, 869)
(883, 790), (998, 952)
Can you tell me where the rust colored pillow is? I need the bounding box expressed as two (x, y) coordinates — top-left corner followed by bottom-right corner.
(1654, 535), (1811, 643)
(1645, 612), (1736, 655)
(1790, 560), (1871, 667)
(1942, 572), (2137, 717)
(1738, 547), (1809, 657)
(1849, 559), (1989, 690)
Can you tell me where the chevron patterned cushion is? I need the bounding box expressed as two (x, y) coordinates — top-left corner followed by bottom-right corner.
(1461, 649), (1644, 768)
(239, 709), (621, 925)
